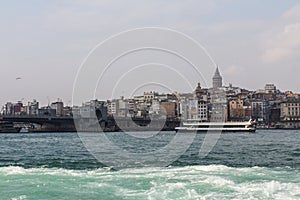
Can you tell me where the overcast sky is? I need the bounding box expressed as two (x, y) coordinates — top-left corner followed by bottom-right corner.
(1, 0), (300, 106)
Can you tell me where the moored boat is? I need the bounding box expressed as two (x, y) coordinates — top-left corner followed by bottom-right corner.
(175, 119), (256, 133)
(0, 121), (21, 133)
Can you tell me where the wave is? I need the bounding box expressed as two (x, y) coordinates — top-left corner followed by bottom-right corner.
(0, 164), (298, 173)
(1, 165), (300, 200)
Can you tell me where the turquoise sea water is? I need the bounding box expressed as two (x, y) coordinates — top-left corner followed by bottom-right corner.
(0, 130), (299, 200)
(1, 165), (299, 200)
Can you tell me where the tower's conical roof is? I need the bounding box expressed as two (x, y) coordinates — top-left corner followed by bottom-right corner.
(213, 67), (221, 78)
(212, 66), (223, 89)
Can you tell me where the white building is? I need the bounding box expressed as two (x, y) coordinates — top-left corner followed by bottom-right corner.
(265, 84), (277, 93)
(27, 99), (39, 115)
(251, 100), (269, 122)
(107, 100), (117, 115)
(149, 100), (160, 115)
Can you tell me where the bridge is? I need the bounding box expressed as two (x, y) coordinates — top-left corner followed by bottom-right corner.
(0, 115), (76, 132)
(0, 115), (180, 132)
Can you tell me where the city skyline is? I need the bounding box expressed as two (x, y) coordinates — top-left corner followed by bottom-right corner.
(0, 79), (298, 108)
(1, 67), (297, 107)
(1, 1), (300, 106)
(2, 75), (299, 129)
(0, 79), (294, 109)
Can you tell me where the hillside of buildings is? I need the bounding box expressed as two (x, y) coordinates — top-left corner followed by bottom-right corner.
(2, 68), (300, 129)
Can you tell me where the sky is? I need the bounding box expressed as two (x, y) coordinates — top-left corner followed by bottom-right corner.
(0, 0), (300, 106)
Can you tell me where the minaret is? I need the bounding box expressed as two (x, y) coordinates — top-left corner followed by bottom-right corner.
(195, 82), (202, 98)
(212, 67), (223, 89)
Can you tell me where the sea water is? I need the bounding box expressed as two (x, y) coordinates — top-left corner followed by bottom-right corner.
(0, 130), (299, 200)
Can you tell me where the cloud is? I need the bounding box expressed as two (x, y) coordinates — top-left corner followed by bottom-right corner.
(262, 22), (300, 63)
(262, 3), (300, 64)
(282, 4), (300, 21)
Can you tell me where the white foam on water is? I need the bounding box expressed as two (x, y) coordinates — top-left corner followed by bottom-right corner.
(146, 183), (202, 200)
(188, 164), (231, 172)
(1, 165), (300, 200)
(0, 166), (110, 177)
(11, 195), (27, 200)
(0, 166), (28, 175)
(230, 180), (300, 200)
(202, 176), (235, 186)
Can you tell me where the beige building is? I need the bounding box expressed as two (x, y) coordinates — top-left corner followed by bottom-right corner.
(161, 102), (177, 118)
(281, 102), (300, 120)
(229, 98), (245, 121)
(280, 97), (300, 128)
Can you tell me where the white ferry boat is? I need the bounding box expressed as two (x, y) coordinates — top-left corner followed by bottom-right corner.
(175, 119), (256, 133)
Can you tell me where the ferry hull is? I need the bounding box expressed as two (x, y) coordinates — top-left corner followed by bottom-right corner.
(176, 129), (256, 133)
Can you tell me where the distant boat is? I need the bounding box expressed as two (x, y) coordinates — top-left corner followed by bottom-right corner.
(19, 127), (29, 133)
(0, 122), (21, 133)
(175, 119), (256, 133)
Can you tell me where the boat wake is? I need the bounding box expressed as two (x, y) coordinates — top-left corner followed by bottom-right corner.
(1, 165), (299, 200)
